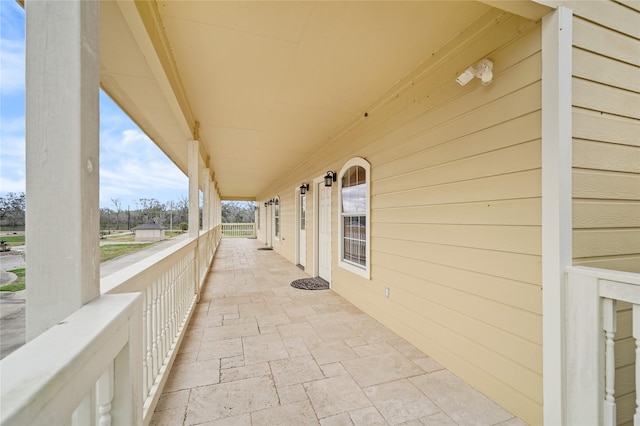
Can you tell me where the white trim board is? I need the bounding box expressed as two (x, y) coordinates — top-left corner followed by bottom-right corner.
(541, 6), (573, 426)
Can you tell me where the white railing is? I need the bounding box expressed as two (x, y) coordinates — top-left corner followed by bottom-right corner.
(566, 266), (640, 426)
(1, 293), (143, 425)
(0, 225), (222, 426)
(101, 225), (221, 423)
(221, 222), (256, 238)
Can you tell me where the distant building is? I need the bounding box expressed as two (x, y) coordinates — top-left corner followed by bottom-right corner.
(132, 222), (165, 242)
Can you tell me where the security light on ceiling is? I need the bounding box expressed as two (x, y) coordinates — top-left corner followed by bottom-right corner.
(456, 59), (494, 86)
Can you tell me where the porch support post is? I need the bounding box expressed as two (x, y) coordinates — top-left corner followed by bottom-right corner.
(188, 140), (200, 238)
(214, 190), (220, 227)
(25, 0), (101, 340)
(541, 6), (573, 425)
(202, 168), (210, 231)
(208, 178), (215, 230)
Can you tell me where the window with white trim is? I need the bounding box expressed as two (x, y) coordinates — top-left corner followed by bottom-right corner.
(274, 198), (280, 238)
(338, 157), (370, 279)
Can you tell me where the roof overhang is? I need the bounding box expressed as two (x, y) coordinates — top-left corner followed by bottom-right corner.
(99, 0), (547, 199)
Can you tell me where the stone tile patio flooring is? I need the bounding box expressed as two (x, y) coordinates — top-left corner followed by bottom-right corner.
(151, 239), (525, 426)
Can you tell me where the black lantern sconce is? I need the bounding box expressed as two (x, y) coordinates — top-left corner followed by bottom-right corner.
(300, 183), (309, 195)
(264, 201), (268, 207)
(324, 171), (337, 187)
(268, 198), (274, 205)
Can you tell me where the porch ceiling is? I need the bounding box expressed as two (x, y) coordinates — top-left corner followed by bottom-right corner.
(99, 1), (493, 199)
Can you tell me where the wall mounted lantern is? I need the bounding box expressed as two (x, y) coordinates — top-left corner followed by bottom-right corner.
(264, 201), (268, 207)
(300, 183), (309, 195)
(324, 171), (337, 187)
(268, 199), (274, 205)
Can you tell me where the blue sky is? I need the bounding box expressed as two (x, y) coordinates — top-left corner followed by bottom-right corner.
(0, 1), (188, 210)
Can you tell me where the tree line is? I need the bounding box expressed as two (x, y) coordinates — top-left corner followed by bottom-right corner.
(101, 197), (189, 231)
(0, 192), (256, 231)
(0, 192), (25, 229)
(221, 201), (255, 224)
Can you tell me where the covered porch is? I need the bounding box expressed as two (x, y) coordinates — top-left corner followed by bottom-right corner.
(2, 0), (639, 425)
(151, 238), (523, 425)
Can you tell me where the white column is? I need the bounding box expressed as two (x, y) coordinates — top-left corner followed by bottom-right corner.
(25, 0), (101, 340)
(202, 168), (210, 231)
(188, 140), (200, 238)
(541, 6), (573, 425)
(214, 190), (220, 227)
(208, 179), (215, 230)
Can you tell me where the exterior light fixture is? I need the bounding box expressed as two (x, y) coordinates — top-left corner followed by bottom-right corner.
(324, 171), (337, 187)
(269, 199), (274, 205)
(264, 201), (268, 207)
(456, 59), (494, 86)
(300, 183), (309, 195)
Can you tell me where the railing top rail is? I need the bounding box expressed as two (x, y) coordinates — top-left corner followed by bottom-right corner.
(0, 293), (142, 426)
(566, 265), (640, 286)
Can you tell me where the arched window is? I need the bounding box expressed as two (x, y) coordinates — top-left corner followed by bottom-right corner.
(338, 157), (370, 279)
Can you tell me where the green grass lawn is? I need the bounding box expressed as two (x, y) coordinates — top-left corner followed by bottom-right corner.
(0, 242), (161, 291)
(0, 235), (25, 244)
(0, 268), (25, 292)
(102, 233), (136, 242)
(100, 243), (158, 262)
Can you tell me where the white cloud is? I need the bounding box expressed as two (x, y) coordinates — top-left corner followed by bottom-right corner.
(0, 3), (187, 208)
(99, 127), (187, 207)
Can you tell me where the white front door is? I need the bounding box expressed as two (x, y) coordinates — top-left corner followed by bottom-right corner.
(299, 193), (307, 268)
(317, 183), (331, 282)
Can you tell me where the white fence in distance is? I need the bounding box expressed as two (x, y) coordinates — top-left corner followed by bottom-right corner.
(221, 223), (255, 238)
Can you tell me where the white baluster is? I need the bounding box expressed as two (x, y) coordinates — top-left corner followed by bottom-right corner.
(603, 298), (617, 426)
(171, 265), (177, 339)
(163, 274), (169, 358)
(97, 362), (114, 426)
(633, 303), (639, 426)
(145, 286), (153, 392)
(159, 274), (166, 361)
(152, 280), (160, 379)
(141, 295), (148, 398)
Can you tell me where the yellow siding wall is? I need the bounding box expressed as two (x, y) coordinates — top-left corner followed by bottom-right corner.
(570, 2), (640, 425)
(258, 10), (543, 424)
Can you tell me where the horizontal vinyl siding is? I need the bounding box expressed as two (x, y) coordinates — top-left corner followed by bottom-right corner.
(571, 3), (640, 425)
(340, 19), (543, 424)
(259, 12), (543, 424)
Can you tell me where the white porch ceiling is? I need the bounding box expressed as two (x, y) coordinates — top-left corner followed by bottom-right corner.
(99, 1), (496, 199)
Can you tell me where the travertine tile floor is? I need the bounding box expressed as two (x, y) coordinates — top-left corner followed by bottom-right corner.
(151, 239), (525, 426)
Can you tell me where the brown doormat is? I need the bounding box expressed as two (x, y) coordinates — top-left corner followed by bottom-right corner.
(291, 277), (329, 290)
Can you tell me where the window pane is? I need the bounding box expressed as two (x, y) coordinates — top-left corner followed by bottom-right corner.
(300, 194), (306, 230)
(343, 215), (365, 266)
(342, 166), (366, 214)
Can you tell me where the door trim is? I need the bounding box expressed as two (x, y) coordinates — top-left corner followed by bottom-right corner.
(311, 175), (324, 281)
